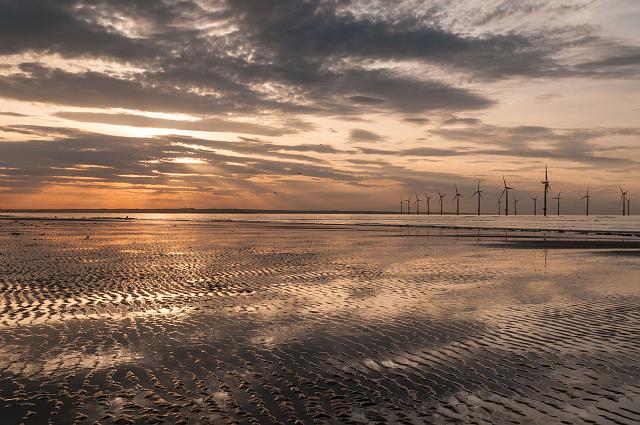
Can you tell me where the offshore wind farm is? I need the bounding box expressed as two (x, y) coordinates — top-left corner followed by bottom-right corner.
(398, 166), (633, 218)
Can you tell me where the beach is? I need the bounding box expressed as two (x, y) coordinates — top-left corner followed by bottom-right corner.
(1, 218), (640, 424)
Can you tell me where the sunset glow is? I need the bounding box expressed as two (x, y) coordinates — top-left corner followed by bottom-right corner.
(0, 1), (639, 212)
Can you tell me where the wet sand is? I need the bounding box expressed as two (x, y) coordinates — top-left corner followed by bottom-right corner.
(1, 219), (640, 424)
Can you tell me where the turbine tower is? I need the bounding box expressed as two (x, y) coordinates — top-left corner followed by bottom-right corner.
(531, 195), (538, 216)
(423, 192), (432, 215)
(471, 181), (483, 216)
(399, 192), (404, 214)
(627, 197), (631, 215)
(580, 188), (591, 216)
(404, 192), (412, 215)
(542, 165), (551, 217)
(513, 196), (519, 216)
(497, 196), (502, 215)
(414, 192), (422, 215)
(553, 192), (561, 216)
(437, 191), (447, 215)
(501, 176), (513, 216)
(453, 185), (463, 215)
(620, 186), (627, 216)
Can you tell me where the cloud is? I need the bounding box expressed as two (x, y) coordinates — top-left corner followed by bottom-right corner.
(54, 112), (306, 137)
(0, 111), (29, 117)
(574, 49), (640, 77)
(349, 128), (385, 142)
(0, 127), (361, 194)
(349, 96), (386, 105)
(335, 69), (493, 113)
(4, 0), (634, 123)
(358, 146), (459, 157)
(345, 119), (640, 168)
(442, 117), (483, 126)
(0, 0), (148, 59)
(0, 0), (537, 118)
(403, 117), (430, 125)
(431, 120), (640, 167)
(0, 63), (290, 115)
(226, 0), (559, 80)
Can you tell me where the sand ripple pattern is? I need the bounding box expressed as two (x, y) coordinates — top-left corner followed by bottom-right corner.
(1, 220), (640, 424)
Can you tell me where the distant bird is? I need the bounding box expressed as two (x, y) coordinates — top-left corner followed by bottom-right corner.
(542, 165), (551, 217)
(414, 192), (422, 215)
(437, 191), (447, 215)
(423, 192), (432, 215)
(580, 188), (591, 216)
(619, 186), (627, 216)
(552, 192), (561, 216)
(513, 196), (519, 216)
(530, 195), (538, 216)
(453, 185), (463, 215)
(471, 181), (483, 216)
(501, 175), (513, 216)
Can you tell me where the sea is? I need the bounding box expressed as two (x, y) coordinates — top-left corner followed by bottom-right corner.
(3, 213), (640, 235)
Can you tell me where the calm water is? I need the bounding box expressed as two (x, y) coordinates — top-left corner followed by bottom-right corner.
(3, 213), (640, 234)
(2, 220), (640, 424)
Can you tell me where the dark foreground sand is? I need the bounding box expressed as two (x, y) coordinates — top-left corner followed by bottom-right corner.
(1, 219), (640, 424)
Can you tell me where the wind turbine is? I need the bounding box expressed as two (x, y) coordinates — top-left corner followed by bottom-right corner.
(471, 181), (483, 216)
(437, 191), (447, 215)
(619, 186), (627, 216)
(400, 192), (404, 214)
(404, 192), (412, 215)
(501, 175), (513, 216)
(414, 192), (422, 215)
(531, 195), (538, 216)
(553, 192), (561, 216)
(542, 165), (551, 217)
(627, 197), (631, 215)
(497, 196), (502, 215)
(423, 192), (432, 215)
(453, 185), (463, 215)
(580, 188), (591, 216)
(513, 196), (519, 216)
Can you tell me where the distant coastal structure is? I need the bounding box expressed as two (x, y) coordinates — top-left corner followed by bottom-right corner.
(400, 165), (631, 216)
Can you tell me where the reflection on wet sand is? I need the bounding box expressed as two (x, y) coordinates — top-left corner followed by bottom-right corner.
(1, 220), (640, 424)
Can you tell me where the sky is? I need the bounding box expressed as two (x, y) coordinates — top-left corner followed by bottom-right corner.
(0, 0), (639, 213)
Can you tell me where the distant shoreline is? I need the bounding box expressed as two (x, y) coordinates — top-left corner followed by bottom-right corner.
(0, 208), (395, 214)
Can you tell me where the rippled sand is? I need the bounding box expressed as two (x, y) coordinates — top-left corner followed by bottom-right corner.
(1, 219), (640, 424)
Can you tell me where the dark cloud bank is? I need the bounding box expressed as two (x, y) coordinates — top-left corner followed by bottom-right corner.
(2, 0), (636, 119)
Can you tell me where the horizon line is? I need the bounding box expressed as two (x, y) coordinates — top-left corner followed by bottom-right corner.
(0, 208), (632, 216)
